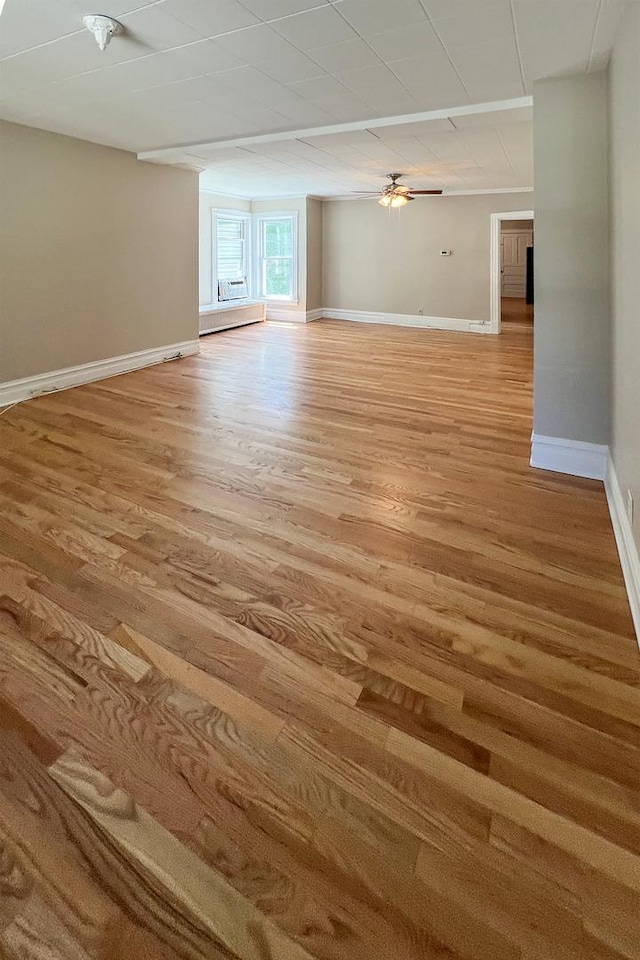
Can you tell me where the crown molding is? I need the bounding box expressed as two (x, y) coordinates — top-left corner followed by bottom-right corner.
(323, 186), (533, 201)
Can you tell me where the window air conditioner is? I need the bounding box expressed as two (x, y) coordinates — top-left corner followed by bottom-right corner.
(218, 278), (248, 301)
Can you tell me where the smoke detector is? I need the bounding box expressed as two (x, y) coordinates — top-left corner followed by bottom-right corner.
(83, 14), (122, 50)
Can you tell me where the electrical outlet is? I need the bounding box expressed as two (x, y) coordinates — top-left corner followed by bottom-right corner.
(627, 489), (634, 524)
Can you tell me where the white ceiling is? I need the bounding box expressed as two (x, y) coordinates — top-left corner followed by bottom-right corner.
(0, 0), (624, 197)
(193, 104), (534, 197)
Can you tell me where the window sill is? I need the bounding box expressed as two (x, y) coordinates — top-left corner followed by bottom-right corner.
(199, 299), (265, 315)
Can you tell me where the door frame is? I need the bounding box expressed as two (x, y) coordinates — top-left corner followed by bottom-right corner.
(489, 210), (534, 334)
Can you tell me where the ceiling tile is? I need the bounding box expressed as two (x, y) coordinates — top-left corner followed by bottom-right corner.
(303, 129), (381, 148)
(307, 38), (381, 73)
(431, 1), (515, 48)
(50, 48), (212, 100)
(0, 0), (82, 58)
(338, 0), (429, 36)
(288, 73), (349, 101)
(211, 22), (301, 61)
(271, 6), (358, 50)
(449, 37), (524, 97)
(0, 29), (146, 98)
(158, 0), (259, 37)
(365, 22), (443, 62)
(305, 91), (375, 121)
(389, 52), (469, 102)
(118, 4), (203, 52)
(422, 0), (511, 18)
(512, 0), (601, 82)
(256, 50), (326, 83)
(55, 0), (158, 16)
(239, 0), (331, 18)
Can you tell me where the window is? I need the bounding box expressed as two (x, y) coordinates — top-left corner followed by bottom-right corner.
(208, 209), (299, 307)
(213, 212), (250, 300)
(258, 215), (297, 301)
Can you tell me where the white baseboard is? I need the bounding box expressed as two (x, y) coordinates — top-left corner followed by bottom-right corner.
(306, 308), (324, 322)
(605, 455), (640, 645)
(0, 339), (200, 407)
(321, 308), (491, 333)
(530, 434), (608, 481)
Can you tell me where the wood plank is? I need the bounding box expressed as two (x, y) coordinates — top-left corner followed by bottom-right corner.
(0, 319), (636, 958)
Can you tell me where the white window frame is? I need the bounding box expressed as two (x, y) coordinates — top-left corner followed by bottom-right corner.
(255, 212), (298, 303)
(212, 209), (252, 302)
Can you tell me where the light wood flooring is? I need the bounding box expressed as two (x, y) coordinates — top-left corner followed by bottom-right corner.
(0, 318), (638, 960)
(501, 298), (534, 324)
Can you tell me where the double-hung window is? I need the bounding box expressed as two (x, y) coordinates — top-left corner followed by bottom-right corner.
(257, 214), (297, 301)
(213, 212), (250, 301)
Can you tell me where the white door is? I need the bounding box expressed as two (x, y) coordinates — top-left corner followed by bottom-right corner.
(501, 230), (533, 298)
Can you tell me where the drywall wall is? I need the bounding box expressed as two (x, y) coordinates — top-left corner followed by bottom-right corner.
(532, 71), (610, 445)
(610, 2), (640, 551)
(199, 192), (251, 306)
(0, 120), (199, 384)
(322, 193), (533, 320)
(306, 198), (323, 313)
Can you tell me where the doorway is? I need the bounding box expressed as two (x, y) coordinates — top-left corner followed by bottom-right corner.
(489, 210), (534, 333)
(501, 219), (533, 324)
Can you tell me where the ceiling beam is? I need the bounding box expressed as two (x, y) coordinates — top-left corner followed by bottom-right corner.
(137, 95), (533, 165)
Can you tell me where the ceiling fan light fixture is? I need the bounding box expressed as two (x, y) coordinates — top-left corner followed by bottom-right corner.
(390, 194), (409, 208)
(378, 194), (392, 207)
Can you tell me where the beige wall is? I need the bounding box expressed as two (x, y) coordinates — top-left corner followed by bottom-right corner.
(610, 1), (640, 550)
(0, 120), (199, 384)
(532, 72), (610, 445)
(199, 192), (251, 306)
(321, 193), (533, 320)
(306, 198), (323, 312)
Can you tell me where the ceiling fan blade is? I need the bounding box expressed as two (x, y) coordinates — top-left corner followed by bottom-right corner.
(407, 190), (443, 195)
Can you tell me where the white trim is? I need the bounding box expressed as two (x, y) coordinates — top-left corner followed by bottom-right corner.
(443, 187), (533, 197)
(199, 299), (264, 314)
(200, 317), (264, 335)
(140, 97), (532, 163)
(0, 340), (200, 407)
(255, 211), (298, 302)
(306, 308), (324, 322)
(530, 434), (608, 481)
(605, 454), (640, 646)
(324, 187), (534, 202)
(490, 209), (534, 334)
(322, 309), (490, 333)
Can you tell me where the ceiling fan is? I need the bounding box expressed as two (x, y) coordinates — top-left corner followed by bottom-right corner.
(353, 173), (443, 207)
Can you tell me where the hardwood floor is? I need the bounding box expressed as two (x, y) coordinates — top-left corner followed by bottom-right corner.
(0, 318), (638, 960)
(501, 298), (534, 324)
